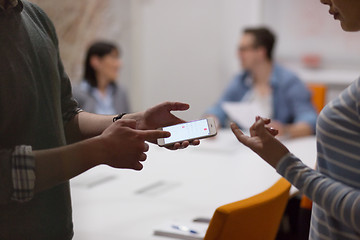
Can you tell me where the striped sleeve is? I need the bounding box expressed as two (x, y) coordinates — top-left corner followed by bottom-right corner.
(276, 154), (360, 234)
(11, 145), (36, 203)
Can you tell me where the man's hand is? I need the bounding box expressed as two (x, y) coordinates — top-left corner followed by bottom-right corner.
(98, 119), (170, 170)
(230, 116), (289, 168)
(33, 119), (170, 193)
(126, 102), (200, 150)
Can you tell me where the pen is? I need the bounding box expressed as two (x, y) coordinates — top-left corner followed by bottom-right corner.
(172, 224), (198, 234)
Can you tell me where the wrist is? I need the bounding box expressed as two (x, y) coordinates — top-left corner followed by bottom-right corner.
(266, 139), (290, 168)
(123, 112), (146, 129)
(113, 113), (127, 122)
(122, 112), (141, 121)
(80, 137), (107, 166)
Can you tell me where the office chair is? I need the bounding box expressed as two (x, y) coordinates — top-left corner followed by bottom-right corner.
(294, 83), (327, 239)
(307, 83), (327, 114)
(204, 177), (291, 240)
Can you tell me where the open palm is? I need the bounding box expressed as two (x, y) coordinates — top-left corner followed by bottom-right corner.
(231, 117), (289, 168)
(137, 102), (200, 149)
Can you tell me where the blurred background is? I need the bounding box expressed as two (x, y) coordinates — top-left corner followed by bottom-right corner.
(32, 0), (360, 120)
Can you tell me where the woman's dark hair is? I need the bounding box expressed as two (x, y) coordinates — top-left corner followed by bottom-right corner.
(243, 27), (276, 61)
(84, 41), (120, 87)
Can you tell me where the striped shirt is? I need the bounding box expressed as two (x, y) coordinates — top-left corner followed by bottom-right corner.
(277, 78), (360, 240)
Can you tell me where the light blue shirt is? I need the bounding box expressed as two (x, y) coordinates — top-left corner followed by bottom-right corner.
(206, 64), (317, 132)
(79, 81), (116, 115)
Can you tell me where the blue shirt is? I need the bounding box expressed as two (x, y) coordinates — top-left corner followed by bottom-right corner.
(73, 80), (130, 115)
(78, 81), (116, 115)
(206, 64), (317, 131)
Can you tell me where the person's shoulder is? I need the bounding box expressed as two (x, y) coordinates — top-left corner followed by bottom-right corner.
(235, 71), (248, 79)
(72, 82), (89, 95)
(273, 63), (302, 85)
(115, 83), (128, 94)
(229, 71), (249, 85)
(274, 64), (298, 78)
(351, 77), (360, 96)
(21, 1), (49, 20)
(21, 1), (57, 42)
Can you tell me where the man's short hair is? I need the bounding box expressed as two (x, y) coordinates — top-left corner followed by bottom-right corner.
(243, 27), (276, 61)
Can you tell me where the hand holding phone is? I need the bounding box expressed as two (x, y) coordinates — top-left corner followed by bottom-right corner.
(157, 118), (217, 147)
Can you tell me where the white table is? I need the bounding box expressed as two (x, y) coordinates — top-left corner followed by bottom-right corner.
(70, 130), (316, 240)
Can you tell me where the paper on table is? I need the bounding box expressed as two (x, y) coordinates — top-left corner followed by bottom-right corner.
(222, 101), (270, 129)
(154, 221), (207, 240)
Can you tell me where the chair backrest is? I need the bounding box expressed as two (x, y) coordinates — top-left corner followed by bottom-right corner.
(204, 177), (291, 240)
(307, 83), (327, 114)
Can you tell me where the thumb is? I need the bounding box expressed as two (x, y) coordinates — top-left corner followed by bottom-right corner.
(231, 122), (249, 145)
(164, 102), (190, 111)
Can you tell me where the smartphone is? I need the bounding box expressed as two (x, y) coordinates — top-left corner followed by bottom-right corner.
(157, 118), (217, 147)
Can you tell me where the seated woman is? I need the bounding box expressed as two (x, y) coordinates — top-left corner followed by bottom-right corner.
(73, 41), (130, 115)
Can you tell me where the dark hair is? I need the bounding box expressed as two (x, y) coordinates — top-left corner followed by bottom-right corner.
(84, 41), (120, 87)
(243, 27), (276, 61)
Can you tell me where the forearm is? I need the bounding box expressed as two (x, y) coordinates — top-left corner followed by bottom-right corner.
(285, 122), (313, 138)
(277, 154), (360, 233)
(33, 137), (104, 193)
(65, 111), (115, 142)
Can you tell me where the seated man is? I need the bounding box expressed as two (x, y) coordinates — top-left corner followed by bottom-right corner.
(206, 27), (317, 138)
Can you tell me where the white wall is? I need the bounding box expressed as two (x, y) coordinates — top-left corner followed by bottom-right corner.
(129, 0), (262, 120)
(262, 0), (360, 67)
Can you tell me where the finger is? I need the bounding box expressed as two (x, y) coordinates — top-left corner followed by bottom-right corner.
(165, 140), (198, 150)
(180, 141), (190, 149)
(141, 130), (171, 142)
(139, 153), (147, 162)
(143, 142), (149, 152)
(133, 162), (143, 171)
(253, 119), (271, 138)
(266, 127), (279, 136)
(256, 116), (271, 125)
(166, 142), (181, 150)
(190, 139), (200, 146)
(231, 122), (252, 146)
(115, 119), (137, 129)
(231, 122), (245, 138)
(250, 119), (258, 137)
(164, 102), (190, 112)
(250, 118), (266, 137)
(263, 118), (271, 125)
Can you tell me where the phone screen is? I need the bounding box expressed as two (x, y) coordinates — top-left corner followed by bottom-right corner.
(162, 119), (210, 145)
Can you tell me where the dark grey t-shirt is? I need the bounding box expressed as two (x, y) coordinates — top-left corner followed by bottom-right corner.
(0, 1), (78, 239)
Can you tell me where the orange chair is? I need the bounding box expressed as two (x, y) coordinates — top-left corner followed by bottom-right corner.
(307, 83), (327, 114)
(204, 178), (291, 240)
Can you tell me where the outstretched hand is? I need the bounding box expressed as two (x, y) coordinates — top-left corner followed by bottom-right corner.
(230, 116), (290, 168)
(134, 102), (200, 150)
